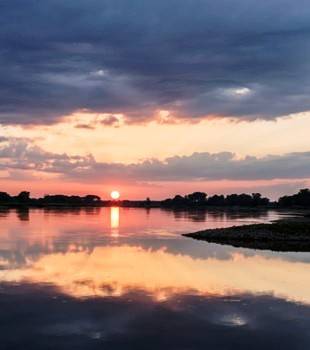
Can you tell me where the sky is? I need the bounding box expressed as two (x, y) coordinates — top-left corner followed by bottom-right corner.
(1, 0), (310, 200)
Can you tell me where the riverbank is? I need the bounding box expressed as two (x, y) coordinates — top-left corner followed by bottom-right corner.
(184, 220), (310, 252)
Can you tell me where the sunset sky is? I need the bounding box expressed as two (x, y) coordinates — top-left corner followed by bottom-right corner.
(1, 0), (310, 199)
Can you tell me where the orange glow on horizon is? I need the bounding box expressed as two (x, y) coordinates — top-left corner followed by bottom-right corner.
(1, 177), (310, 201)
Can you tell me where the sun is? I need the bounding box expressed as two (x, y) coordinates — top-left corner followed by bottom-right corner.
(110, 190), (120, 200)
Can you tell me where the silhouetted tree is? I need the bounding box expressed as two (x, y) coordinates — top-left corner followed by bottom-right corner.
(279, 189), (310, 207)
(186, 192), (207, 203)
(226, 193), (253, 206)
(252, 193), (270, 207)
(0, 192), (11, 201)
(17, 191), (30, 201)
(207, 194), (225, 206)
(84, 195), (101, 204)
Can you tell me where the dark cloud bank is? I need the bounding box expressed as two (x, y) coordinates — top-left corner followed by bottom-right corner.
(1, 0), (310, 125)
(1, 138), (310, 183)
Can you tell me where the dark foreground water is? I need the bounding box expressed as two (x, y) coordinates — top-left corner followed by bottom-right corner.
(0, 208), (309, 349)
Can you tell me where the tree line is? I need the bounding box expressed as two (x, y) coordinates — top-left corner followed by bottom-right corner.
(162, 192), (270, 207)
(0, 189), (310, 208)
(0, 192), (102, 207)
(162, 189), (310, 208)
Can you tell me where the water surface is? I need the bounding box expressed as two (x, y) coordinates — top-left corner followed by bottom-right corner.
(0, 208), (309, 349)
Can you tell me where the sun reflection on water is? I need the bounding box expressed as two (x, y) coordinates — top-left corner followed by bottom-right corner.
(110, 207), (120, 237)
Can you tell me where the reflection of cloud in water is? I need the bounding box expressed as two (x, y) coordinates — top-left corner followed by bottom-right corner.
(1, 245), (310, 304)
(0, 283), (309, 349)
(216, 313), (248, 327)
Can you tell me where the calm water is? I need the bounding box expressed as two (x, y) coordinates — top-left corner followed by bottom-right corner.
(0, 208), (309, 349)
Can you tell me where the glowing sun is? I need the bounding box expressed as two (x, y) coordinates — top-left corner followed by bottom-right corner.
(110, 190), (120, 200)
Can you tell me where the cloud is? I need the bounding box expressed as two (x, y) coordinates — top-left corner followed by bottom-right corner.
(1, 138), (310, 183)
(1, 0), (310, 125)
(99, 115), (121, 127)
(74, 114), (121, 129)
